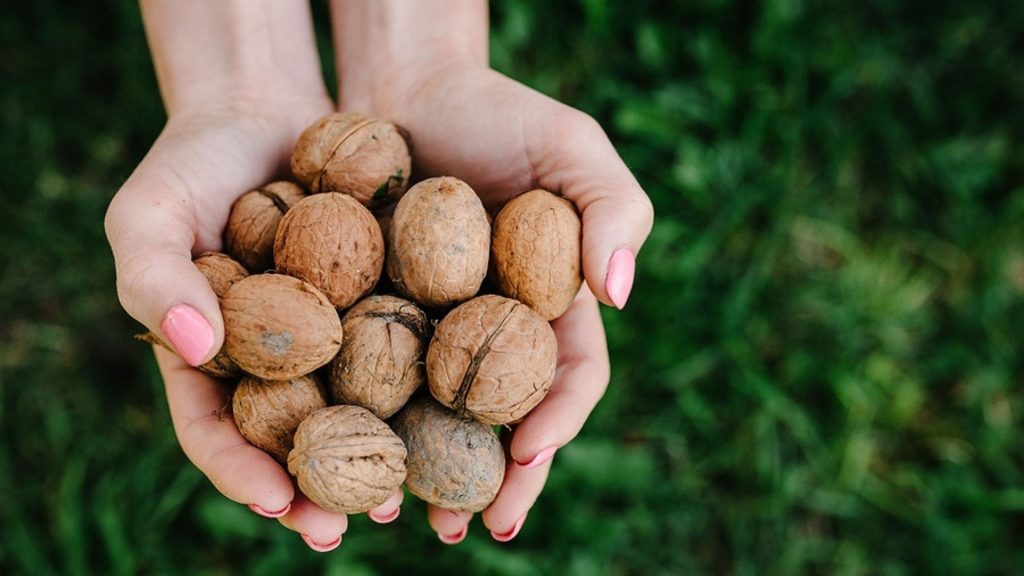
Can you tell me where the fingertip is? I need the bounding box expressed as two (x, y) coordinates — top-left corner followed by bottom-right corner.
(161, 303), (217, 366)
(368, 490), (404, 524)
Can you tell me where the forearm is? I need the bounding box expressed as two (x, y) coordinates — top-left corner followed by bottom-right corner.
(141, 0), (328, 115)
(331, 0), (488, 111)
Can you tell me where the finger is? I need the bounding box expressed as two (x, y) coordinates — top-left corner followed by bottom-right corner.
(508, 287), (609, 467)
(278, 492), (348, 553)
(529, 106), (654, 309)
(427, 505), (473, 545)
(367, 489), (404, 524)
(481, 457), (550, 542)
(105, 156), (222, 367)
(156, 346), (295, 513)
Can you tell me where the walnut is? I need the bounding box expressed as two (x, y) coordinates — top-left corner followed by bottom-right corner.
(232, 374), (327, 464)
(290, 112), (411, 208)
(221, 274), (342, 380)
(427, 295), (557, 425)
(224, 181), (306, 272)
(386, 177), (490, 308)
(390, 395), (504, 512)
(329, 296), (428, 419)
(273, 193), (384, 310)
(287, 405), (407, 514)
(492, 189), (582, 320)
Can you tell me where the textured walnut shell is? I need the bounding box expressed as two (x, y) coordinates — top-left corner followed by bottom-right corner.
(291, 112), (411, 207)
(387, 177), (490, 307)
(427, 295), (557, 425)
(391, 395), (505, 512)
(287, 405), (407, 514)
(492, 189), (583, 321)
(273, 193), (384, 309)
(222, 274), (342, 380)
(224, 181), (306, 272)
(329, 296), (428, 419)
(232, 374), (327, 464)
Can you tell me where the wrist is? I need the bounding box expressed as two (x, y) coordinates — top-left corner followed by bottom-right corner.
(332, 0), (488, 113)
(142, 0), (329, 117)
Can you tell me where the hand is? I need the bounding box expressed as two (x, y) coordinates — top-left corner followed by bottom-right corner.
(344, 62), (654, 542)
(105, 97), (404, 551)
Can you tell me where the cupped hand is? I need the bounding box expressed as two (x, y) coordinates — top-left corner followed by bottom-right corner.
(105, 98), (401, 551)
(344, 63), (654, 542)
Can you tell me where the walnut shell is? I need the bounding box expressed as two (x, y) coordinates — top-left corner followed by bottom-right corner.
(194, 252), (249, 297)
(232, 374), (327, 464)
(288, 405), (407, 514)
(222, 274), (343, 380)
(492, 189), (583, 320)
(224, 181), (306, 272)
(391, 395), (505, 512)
(386, 177), (490, 307)
(290, 112), (411, 207)
(273, 193), (384, 310)
(329, 296), (428, 419)
(427, 295), (557, 425)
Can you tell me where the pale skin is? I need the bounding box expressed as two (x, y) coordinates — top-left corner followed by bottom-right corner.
(106, 0), (653, 551)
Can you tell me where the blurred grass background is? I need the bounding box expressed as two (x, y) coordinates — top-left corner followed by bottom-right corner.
(2, 0), (1024, 574)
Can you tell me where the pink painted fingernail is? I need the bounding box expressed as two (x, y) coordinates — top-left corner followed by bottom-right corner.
(490, 514), (527, 543)
(605, 249), (635, 310)
(368, 506), (401, 524)
(438, 526), (468, 545)
(249, 502), (290, 518)
(161, 304), (215, 366)
(300, 533), (342, 553)
(516, 447), (557, 469)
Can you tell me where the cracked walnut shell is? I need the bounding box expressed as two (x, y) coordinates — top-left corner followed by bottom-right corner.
(329, 296), (428, 419)
(232, 374), (327, 464)
(386, 177), (490, 308)
(224, 181), (306, 272)
(492, 189), (582, 321)
(221, 274), (342, 380)
(290, 112), (411, 207)
(391, 395), (505, 512)
(273, 193), (384, 310)
(287, 405), (407, 514)
(427, 295), (557, 425)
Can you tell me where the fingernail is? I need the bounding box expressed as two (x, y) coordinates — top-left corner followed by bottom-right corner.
(368, 506), (401, 524)
(515, 447), (557, 469)
(161, 303), (215, 366)
(300, 533), (342, 553)
(249, 502), (290, 518)
(605, 248), (635, 309)
(490, 514), (527, 543)
(437, 526), (467, 545)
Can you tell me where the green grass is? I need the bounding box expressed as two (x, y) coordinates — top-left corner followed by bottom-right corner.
(2, 0), (1024, 574)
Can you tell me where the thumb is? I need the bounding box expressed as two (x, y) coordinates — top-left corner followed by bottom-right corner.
(105, 170), (223, 367)
(532, 109), (654, 309)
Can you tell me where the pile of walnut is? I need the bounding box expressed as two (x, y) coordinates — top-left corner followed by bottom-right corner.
(160, 112), (582, 517)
